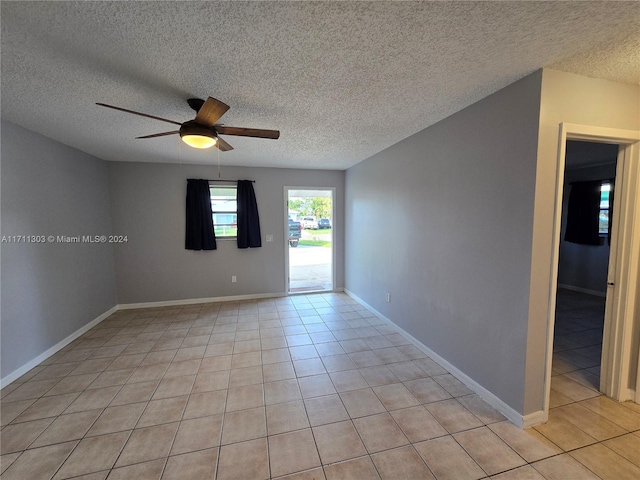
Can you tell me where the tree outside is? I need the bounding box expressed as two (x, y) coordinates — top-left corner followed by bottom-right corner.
(288, 196), (331, 220)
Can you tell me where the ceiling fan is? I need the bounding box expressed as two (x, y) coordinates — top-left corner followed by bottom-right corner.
(96, 96), (280, 151)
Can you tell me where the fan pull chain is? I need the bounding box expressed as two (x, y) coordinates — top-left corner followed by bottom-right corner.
(217, 144), (221, 178)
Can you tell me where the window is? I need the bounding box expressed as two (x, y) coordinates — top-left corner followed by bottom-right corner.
(599, 182), (610, 235)
(209, 184), (237, 238)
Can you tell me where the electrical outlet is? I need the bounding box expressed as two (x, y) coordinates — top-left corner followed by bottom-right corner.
(266, 234), (273, 242)
(386, 293), (391, 303)
(232, 276), (237, 283)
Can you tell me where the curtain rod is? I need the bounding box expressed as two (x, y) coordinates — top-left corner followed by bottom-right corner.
(197, 179), (255, 183)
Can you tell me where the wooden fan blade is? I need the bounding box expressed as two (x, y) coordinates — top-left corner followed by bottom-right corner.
(96, 102), (182, 125)
(194, 97), (230, 127)
(215, 126), (280, 139)
(96, 103), (182, 126)
(135, 131), (180, 139)
(215, 137), (234, 151)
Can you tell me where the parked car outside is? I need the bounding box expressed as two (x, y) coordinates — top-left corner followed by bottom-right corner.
(318, 218), (331, 229)
(301, 216), (318, 229)
(288, 219), (301, 247)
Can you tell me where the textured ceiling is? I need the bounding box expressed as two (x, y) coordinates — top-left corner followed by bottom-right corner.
(1, 1), (639, 170)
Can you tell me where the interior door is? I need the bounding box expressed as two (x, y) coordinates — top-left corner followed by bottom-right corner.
(600, 143), (640, 400)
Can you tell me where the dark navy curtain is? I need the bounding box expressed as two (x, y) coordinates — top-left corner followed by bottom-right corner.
(237, 180), (261, 248)
(564, 180), (601, 246)
(185, 179), (216, 250)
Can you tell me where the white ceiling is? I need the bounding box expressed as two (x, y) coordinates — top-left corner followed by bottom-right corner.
(1, 1), (638, 170)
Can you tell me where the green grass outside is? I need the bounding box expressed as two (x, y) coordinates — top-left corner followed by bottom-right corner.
(215, 227), (237, 237)
(299, 239), (331, 247)
(304, 227), (332, 235)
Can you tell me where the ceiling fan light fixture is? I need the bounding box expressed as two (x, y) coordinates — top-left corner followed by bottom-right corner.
(179, 121), (218, 149)
(181, 134), (217, 149)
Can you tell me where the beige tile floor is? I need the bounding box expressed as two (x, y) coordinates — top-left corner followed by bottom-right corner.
(1, 292), (639, 479)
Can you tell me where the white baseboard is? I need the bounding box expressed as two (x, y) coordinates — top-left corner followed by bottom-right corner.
(620, 387), (636, 403)
(0, 305), (118, 388)
(558, 283), (606, 298)
(344, 289), (528, 428)
(522, 410), (547, 428)
(118, 292), (288, 310)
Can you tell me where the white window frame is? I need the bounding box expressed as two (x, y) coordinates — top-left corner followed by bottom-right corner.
(209, 183), (238, 239)
(599, 181), (611, 237)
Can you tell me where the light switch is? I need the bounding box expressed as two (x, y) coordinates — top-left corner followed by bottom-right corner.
(266, 234), (273, 242)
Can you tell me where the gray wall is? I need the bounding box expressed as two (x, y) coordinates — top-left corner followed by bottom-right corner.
(108, 162), (344, 304)
(1, 121), (118, 379)
(345, 72), (542, 413)
(558, 161), (617, 294)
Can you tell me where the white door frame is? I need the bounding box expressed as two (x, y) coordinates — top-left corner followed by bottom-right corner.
(544, 123), (640, 416)
(284, 186), (336, 294)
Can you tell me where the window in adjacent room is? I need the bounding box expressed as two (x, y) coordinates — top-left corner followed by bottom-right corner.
(599, 182), (610, 236)
(210, 183), (237, 238)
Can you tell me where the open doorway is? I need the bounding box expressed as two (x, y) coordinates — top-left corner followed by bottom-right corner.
(542, 123), (640, 426)
(285, 188), (334, 293)
(550, 140), (618, 407)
